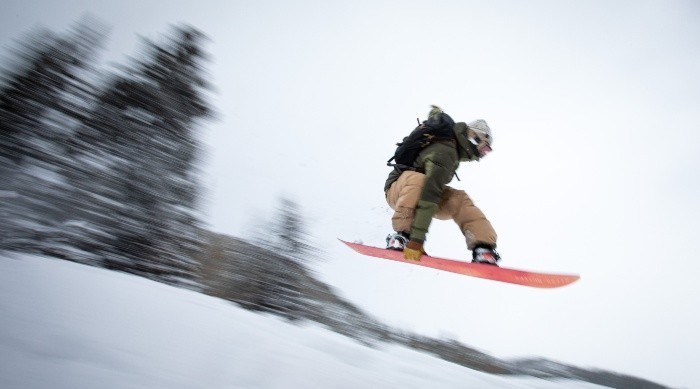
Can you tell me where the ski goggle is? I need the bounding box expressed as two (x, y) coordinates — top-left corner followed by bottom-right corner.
(478, 143), (492, 157)
(473, 134), (492, 157)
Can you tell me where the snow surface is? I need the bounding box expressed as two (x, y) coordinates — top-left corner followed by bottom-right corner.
(0, 254), (611, 389)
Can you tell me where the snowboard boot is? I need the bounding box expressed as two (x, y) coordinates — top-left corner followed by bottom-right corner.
(472, 245), (500, 266)
(385, 231), (410, 251)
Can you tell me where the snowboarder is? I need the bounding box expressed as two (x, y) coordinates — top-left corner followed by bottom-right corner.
(384, 105), (499, 264)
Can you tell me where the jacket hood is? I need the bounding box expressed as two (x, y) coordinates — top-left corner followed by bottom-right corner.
(453, 122), (480, 161)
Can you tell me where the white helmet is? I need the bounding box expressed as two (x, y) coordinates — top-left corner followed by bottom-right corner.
(467, 119), (493, 146)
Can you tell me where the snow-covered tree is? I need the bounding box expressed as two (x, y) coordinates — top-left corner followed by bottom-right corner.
(0, 21), (106, 255)
(68, 26), (213, 286)
(248, 196), (318, 265)
(1, 21), (213, 288)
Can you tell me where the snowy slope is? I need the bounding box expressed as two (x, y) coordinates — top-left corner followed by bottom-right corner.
(0, 254), (611, 389)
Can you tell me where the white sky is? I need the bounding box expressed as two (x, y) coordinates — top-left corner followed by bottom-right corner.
(2, 1), (699, 388)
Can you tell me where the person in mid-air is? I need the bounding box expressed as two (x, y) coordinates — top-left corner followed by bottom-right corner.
(384, 105), (499, 265)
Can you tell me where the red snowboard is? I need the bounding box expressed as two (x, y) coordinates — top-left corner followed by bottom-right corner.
(340, 239), (579, 289)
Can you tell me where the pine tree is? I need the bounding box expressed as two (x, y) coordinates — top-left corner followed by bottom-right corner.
(68, 26), (213, 286)
(0, 21), (106, 255)
(1, 21), (213, 288)
(262, 196), (318, 265)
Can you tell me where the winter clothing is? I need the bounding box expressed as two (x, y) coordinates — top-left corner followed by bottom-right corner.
(466, 119), (493, 145)
(384, 107), (497, 256)
(403, 239), (425, 261)
(385, 170), (497, 250)
(385, 231), (409, 251)
(472, 245), (500, 265)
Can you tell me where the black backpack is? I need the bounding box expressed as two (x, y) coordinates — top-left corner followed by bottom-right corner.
(387, 112), (455, 171)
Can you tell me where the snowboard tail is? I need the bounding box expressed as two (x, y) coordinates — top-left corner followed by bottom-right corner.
(340, 239), (579, 289)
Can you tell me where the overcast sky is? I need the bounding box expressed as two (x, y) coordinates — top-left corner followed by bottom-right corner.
(2, 1), (699, 388)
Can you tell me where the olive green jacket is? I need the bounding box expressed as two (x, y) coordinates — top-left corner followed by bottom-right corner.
(384, 140), (460, 243)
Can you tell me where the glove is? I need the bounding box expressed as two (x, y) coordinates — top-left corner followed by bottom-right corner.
(403, 240), (425, 261)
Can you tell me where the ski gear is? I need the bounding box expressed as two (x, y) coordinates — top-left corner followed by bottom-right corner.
(467, 119), (493, 146)
(453, 120), (493, 162)
(387, 107), (455, 172)
(341, 239), (580, 288)
(467, 119), (493, 159)
(403, 240), (425, 261)
(477, 142), (492, 158)
(472, 245), (500, 265)
(385, 170), (497, 249)
(385, 231), (409, 251)
(384, 105), (497, 257)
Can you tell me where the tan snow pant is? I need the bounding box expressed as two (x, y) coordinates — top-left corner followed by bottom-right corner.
(385, 171), (497, 250)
